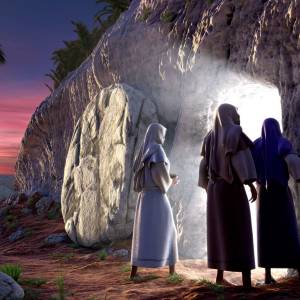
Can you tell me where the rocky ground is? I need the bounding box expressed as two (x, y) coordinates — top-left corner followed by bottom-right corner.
(0, 192), (300, 299)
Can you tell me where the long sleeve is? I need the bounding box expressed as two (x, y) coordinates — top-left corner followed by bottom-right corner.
(230, 132), (257, 184)
(231, 148), (257, 184)
(151, 162), (172, 193)
(285, 153), (300, 182)
(198, 157), (209, 189)
(198, 137), (209, 189)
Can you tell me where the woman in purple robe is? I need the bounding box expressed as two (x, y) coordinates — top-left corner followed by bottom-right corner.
(252, 118), (300, 284)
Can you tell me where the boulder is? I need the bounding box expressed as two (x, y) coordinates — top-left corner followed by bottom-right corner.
(112, 249), (129, 258)
(61, 84), (158, 247)
(44, 233), (69, 245)
(35, 196), (53, 216)
(0, 272), (24, 300)
(8, 229), (25, 242)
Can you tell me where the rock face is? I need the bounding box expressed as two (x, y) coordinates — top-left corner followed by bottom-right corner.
(15, 0), (300, 255)
(61, 84), (157, 246)
(0, 176), (15, 202)
(0, 272), (24, 300)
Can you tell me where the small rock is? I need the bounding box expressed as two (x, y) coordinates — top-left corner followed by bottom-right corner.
(44, 233), (69, 245)
(0, 271), (24, 300)
(112, 249), (129, 257)
(35, 197), (53, 216)
(21, 208), (32, 216)
(106, 248), (114, 255)
(8, 228), (25, 242)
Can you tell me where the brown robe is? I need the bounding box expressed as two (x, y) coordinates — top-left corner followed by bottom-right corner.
(199, 131), (256, 271)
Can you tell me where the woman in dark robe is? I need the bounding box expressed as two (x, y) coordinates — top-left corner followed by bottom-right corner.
(130, 123), (179, 279)
(252, 118), (300, 284)
(198, 103), (257, 288)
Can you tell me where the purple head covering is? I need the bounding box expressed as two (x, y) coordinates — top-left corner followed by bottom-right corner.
(252, 118), (292, 187)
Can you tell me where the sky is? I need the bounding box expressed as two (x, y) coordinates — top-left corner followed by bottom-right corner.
(0, 0), (99, 175)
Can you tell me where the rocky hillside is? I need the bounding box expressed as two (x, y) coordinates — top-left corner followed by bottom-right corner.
(15, 0), (300, 255)
(0, 175), (15, 201)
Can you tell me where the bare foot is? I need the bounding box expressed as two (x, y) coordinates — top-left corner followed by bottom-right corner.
(216, 279), (237, 287)
(265, 277), (277, 285)
(130, 273), (142, 281)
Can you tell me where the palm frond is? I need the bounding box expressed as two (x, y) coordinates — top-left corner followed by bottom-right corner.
(0, 45), (6, 64)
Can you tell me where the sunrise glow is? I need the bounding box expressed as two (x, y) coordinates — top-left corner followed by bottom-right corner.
(0, 85), (49, 174)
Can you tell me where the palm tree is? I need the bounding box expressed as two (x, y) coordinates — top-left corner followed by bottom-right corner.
(46, 0), (132, 90)
(0, 45), (6, 64)
(95, 0), (131, 26)
(46, 21), (97, 89)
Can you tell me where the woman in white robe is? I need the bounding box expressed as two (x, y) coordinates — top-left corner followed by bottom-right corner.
(130, 123), (179, 278)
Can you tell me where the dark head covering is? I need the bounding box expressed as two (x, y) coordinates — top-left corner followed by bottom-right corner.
(133, 123), (168, 192)
(208, 103), (243, 183)
(252, 118), (292, 187)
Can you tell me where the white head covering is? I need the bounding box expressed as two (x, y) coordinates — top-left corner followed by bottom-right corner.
(133, 123), (168, 192)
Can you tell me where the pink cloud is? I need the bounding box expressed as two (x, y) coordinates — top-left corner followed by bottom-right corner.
(0, 83), (50, 175)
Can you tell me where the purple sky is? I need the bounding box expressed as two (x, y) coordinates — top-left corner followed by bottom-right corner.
(0, 0), (100, 174)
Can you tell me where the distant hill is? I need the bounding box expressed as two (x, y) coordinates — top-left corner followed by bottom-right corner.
(0, 175), (15, 201)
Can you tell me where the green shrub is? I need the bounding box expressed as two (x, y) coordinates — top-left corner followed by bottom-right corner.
(50, 276), (66, 300)
(4, 214), (18, 230)
(68, 242), (80, 249)
(57, 276), (65, 300)
(160, 10), (177, 23)
(138, 6), (152, 21)
(24, 287), (41, 300)
(121, 264), (131, 273)
(47, 203), (61, 220)
(166, 273), (184, 284)
(98, 249), (108, 261)
(20, 277), (47, 287)
(0, 264), (22, 281)
(198, 278), (224, 296)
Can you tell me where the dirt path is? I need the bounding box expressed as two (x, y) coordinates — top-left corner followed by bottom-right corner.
(0, 203), (298, 299)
